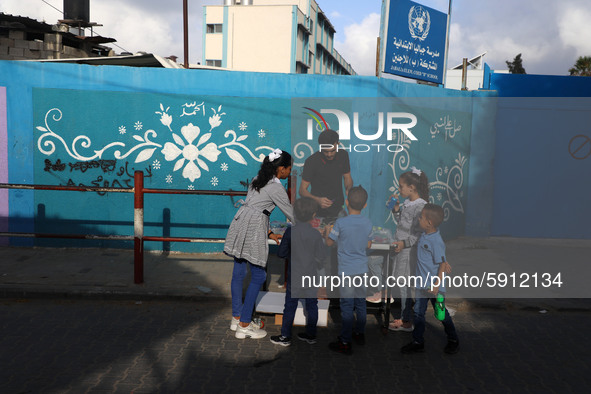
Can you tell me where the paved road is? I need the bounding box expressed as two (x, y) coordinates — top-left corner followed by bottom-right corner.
(1, 298), (589, 393)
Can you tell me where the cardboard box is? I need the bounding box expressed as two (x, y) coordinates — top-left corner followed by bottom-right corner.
(255, 291), (329, 327)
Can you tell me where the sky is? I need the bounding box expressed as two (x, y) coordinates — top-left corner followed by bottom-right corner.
(1, 0), (590, 76)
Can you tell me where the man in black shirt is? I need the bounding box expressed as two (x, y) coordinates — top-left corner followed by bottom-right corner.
(299, 129), (353, 220)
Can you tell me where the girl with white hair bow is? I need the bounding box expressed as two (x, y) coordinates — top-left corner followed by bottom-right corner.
(224, 149), (294, 339)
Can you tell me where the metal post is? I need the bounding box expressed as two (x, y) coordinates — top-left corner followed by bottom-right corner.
(134, 171), (144, 284)
(377, 0), (389, 78)
(461, 57), (468, 90)
(183, 0), (189, 69)
(375, 36), (381, 77)
(442, 0), (453, 87)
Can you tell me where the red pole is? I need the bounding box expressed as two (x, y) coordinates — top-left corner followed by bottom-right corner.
(134, 171), (144, 284)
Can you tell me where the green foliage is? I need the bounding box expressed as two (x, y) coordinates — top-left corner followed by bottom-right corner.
(569, 56), (591, 76)
(506, 53), (526, 74)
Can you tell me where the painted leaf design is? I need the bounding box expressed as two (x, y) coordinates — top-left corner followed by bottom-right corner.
(160, 103), (164, 111)
(173, 158), (185, 172)
(133, 135), (144, 142)
(197, 133), (212, 146)
(237, 135), (248, 142)
(225, 148), (247, 165)
(36, 126), (48, 132)
(172, 133), (185, 146)
(197, 157), (209, 172)
(135, 148), (157, 163)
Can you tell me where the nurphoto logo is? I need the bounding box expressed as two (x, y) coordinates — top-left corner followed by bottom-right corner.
(304, 107), (418, 153)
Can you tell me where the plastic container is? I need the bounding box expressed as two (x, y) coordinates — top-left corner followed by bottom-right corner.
(434, 293), (446, 321)
(386, 196), (398, 210)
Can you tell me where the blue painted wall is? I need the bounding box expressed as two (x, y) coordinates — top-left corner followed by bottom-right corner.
(490, 72), (591, 97)
(0, 60), (494, 251)
(490, 73), (591, 239)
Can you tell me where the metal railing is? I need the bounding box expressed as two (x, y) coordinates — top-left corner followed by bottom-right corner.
(0, 171), (248, 284)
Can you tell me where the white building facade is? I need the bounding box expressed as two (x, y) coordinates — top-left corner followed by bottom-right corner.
(444, 53), (509, 90)
(202, 0), (355, 75)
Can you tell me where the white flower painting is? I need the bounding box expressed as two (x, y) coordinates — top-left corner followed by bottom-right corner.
(161, 123), (221, 182)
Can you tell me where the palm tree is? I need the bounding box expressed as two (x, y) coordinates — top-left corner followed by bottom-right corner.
(569, 56), (591, 76)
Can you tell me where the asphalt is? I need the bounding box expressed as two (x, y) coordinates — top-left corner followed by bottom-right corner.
(1, 237), (591, 393)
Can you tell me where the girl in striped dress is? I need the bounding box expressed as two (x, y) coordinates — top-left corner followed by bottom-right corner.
(224, 149), (294, 339)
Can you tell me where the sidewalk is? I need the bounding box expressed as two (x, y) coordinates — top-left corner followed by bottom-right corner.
(1, 237), (590, 312)
(2, 237), (591, 393)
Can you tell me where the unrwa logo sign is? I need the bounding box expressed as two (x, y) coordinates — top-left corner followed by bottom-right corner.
(304, 107), (418, 153)
(408, 5), (431, 41)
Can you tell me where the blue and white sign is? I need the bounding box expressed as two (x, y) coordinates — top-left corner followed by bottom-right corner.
(383, 0), (448, 84)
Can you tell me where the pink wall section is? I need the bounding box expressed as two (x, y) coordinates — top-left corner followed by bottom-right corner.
(0, 86), (7, 245)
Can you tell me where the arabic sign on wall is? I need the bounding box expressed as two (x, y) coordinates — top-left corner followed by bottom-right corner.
(383, 0), (448, 84)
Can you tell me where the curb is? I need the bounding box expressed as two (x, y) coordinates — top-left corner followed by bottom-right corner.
(2, 286), (590, 313)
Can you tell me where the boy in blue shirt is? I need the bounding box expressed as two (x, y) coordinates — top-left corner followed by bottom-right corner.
(270, 197), (328, 347)
(326, 186), (373, 355)
(401, 203), (459, 355)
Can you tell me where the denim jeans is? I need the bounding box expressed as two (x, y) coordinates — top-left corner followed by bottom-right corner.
(231, 258), (266, 324)
(281, 280), (318, 338)
(367, 254), (385, 293)
(412, 289), (458, 344)
(391, 249), (414, 322)
(339, 275), (366, 343)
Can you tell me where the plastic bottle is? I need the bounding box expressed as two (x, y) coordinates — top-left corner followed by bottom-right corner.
(434, 293), (446, 321)
(386, 196), (398, 210)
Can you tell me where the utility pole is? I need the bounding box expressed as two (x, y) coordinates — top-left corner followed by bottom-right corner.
(183, 0), (189, 68)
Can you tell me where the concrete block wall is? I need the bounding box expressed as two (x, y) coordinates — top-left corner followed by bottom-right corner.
(1, 30), (91, 60)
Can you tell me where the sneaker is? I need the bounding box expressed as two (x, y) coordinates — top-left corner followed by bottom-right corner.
(230, 316), (264, 331)
(270, 335), (291, 347)
(366, 292), (382, 303)
(297, 333), (317, 344)
(329, 338), (352, 355)
(401, 341), (425, 354)
(352, 332), (365, 346)
(444, 340), (460, 354)
(366, 292), (395, 304)
(235, 322), (267, 339)
(388, 319), (414, 332)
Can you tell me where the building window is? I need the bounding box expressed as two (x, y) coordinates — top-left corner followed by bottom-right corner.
(206, 24), (223, 34)
(206, 59), (222, 67)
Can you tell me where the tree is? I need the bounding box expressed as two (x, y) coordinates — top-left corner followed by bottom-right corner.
(569, 56), (591, 76)
(506, 53), (526, 74)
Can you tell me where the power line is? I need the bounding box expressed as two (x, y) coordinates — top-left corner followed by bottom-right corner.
(41, 0), (62, 16)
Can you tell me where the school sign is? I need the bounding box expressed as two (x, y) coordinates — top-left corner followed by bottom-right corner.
(382, 0), (449, 84)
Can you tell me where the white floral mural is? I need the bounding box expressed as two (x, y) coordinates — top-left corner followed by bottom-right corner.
(35, 94), (285, 190)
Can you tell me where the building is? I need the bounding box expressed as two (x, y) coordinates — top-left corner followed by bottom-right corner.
(444, 52), (509, 90)
(0, 12), (115, 61)
(202, 0), (355, 75)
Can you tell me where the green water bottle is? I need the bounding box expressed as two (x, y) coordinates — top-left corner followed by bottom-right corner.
(434, 293), (446, 321)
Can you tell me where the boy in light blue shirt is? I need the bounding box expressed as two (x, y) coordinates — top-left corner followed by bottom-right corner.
(401, 203), (459, 355)
(325, 186), (373, 355)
